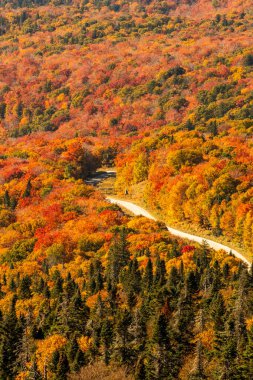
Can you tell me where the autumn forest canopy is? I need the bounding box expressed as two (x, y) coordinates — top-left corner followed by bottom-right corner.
(0, 0), (253, 379)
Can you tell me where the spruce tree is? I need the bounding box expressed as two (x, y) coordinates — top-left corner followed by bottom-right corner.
(101, 318), (113, 364)
(143, 258), (153, 291)
(22, 178), (32, 198)
(3, 189), (11, 208)
(0, 296), (22, 378)
(238, 325), (253, 378)
(107, 228), (130, 286)
(154, 256), (166, 287)
(151, 312), (177, 379)
(94, 259), (104, 293)
(19, 275), (32, 299)
(114, 308), (133, 365)
(189, 341), (206, 379)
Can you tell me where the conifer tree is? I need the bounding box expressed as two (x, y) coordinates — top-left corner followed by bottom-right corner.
(0, 296), (22, 378)
(65, 273), (77, 300)
(150, 312), (177, 379)
(101, 318), (113, 364)
(94, 259), (104, 293)
(19, 275), (32, 299)
(143, 258), (153, 291)
(22, 178), (32, 198)
(190, 341), (206, 379)
(3, 189), (11, 208)
(154, 256), (166, 287)
(129, 309), (147, 353)
(219, 316), (237, 379)
(238, 326), (253, 378)
(107, 228), (130, 285)
(50, 350), (69, 380)
(114, 308), (133, 365)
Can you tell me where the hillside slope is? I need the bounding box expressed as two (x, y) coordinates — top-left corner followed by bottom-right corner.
(0, 1), (253, 379)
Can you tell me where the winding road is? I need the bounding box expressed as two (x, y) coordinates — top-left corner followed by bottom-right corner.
(107, 197), (251, 268)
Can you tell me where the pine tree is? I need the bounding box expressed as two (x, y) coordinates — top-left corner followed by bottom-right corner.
(54, 289), (88, 338)
(19, 275), (32, 299)
(175, 288), (194, 348)
(153, 313), (169, 345)
(22, 178), (32, 198)
(43, 283), (50, 299)
(186, 270), (198, 294)
(234, 271), (248, 355)
(3, 189), (11, 208)
(129, 309), (147, 353)
(238, 326), (253, 378)
(209, 120), (218, 136)
(168, 266), (180, 294)
(50, 349), (69, 380)
(189, 341), (206, 379)
(154, 256), (166, 287)
(52, 276), (63, 298)
(88, 262), (96, 294)
(211, 292), (226, 358)
(210, 261), (222, 295)
(94, 259), (104, 293)
(9, 277), (17, 293)
(64, 273), (77, 299)
(0, 296), (22, 378)
(16, 315), (36, 376)
(0, 283), (5, 299)
(143, 258), (153, 291)
(67, 337), (84, 372)
(107, 228), (130, 285)
(129, 257), (141, 294)
(219, 316), (238, 379)
(113, 308), (133, 365)
(101, 318), (113, 364)
(151, 313), (177, 379)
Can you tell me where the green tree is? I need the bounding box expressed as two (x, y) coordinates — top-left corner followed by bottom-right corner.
(107, 228), (130, 285)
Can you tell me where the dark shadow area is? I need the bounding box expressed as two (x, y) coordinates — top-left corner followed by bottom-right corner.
(85, 170), (116, 186)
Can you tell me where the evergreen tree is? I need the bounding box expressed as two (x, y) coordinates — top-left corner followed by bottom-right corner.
(107, 228), (130, 285)
(129, 309), (147, 353)
(186, 270), (198, 294)
(211, 292), (226, 333)
(67, 337), (84, 372)
(238, 326), (253, 378)
(52, 276), (63, 298)
(19, 275), (32, 299)
(50, 350), (69, 380)
(113, 308), (133, 365)
(64, 273), (76, 299)
(154, 256), (166, 287)
(150, 312), (177, 379)
(143, 258), (153, 291)
(22, 178), (32, 198)
(94, 259), (104, 293)
(54, 288), (88, 338)
(190, 341), (206, 379)
(168, 266), (180, 297)
(220, 316), (238, 379)
(0, 296), (22, 378)
(3, 189), (11, 208)
(9, 277), (17, 293)
(16, 315), (36, 376)
(101, 318), (113, 364)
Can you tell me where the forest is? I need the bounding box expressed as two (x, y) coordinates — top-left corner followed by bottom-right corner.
(0, 0), (253, 378)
